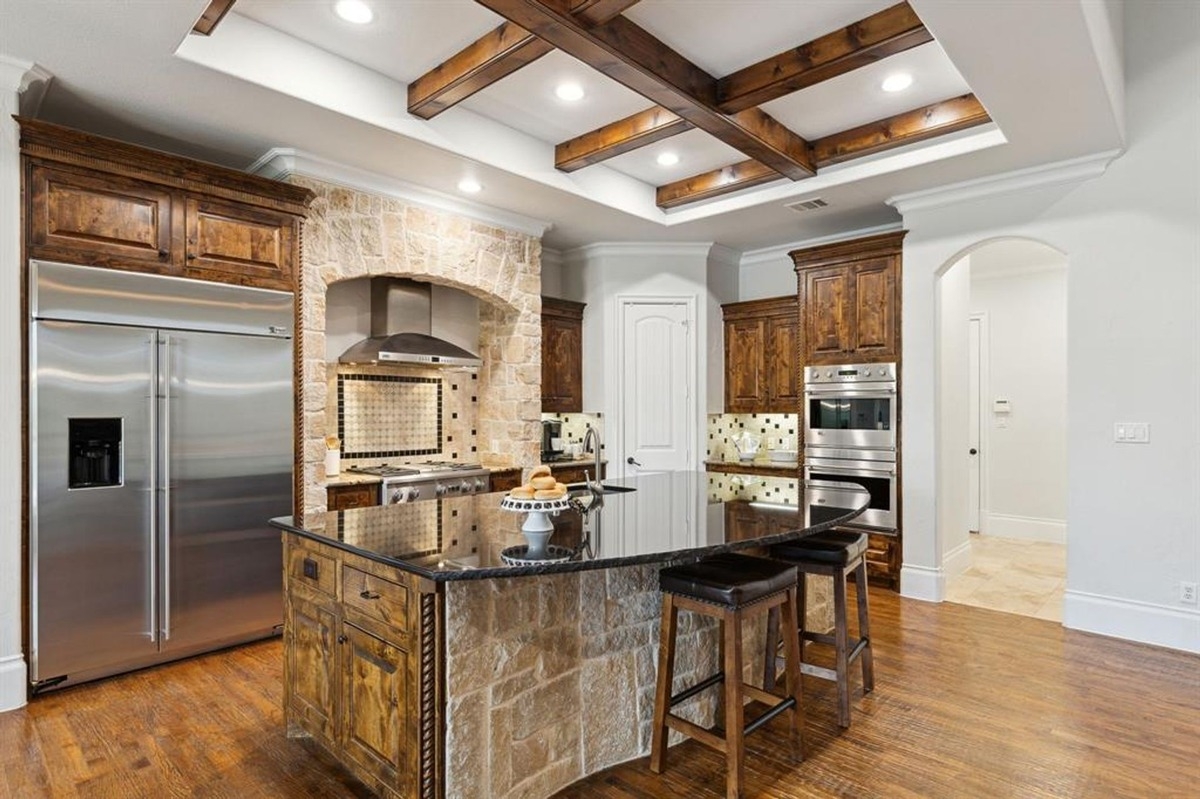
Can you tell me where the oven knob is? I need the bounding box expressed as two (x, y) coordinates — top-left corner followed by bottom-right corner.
(460, 480), (473, 494)
(435, 484), (448, 496)
(475, 478), (487, 491)
(825, 370), (832, 378)
(863, 369), (872, 376)
(410, 486), (420, 500)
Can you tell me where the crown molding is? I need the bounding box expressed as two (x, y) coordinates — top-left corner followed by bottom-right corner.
(738, 222), (905, 269)
(248, 148), (553, 238)
(0, 55), (52, 115)
(561, 241), (717, 264)
(887, 149), (1122, 215)
(707, 243), (741, 268)
(540, 247), (563, 270)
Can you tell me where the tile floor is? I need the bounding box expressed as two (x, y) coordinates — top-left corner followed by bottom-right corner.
(945, 534), (1066, 621)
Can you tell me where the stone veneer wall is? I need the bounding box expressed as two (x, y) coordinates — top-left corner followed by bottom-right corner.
(443, 564), (833, 799)
(294, 175), (543, 512)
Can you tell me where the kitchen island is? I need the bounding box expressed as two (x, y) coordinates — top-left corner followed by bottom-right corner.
(271, 472), (868, 799)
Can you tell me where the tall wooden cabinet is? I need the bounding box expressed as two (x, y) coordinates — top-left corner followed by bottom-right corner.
(541, 297), (586, 413)
(20, 118), (311, 292)
(792, 231), (906, 589)
(792, 231), (904, 365)
(721, 295), (799, 414)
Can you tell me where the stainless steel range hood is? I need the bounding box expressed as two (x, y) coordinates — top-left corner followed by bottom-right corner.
(339, 278), (482, 367)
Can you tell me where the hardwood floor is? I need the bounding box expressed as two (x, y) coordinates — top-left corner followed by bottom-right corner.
(1, 589), (1197, 798)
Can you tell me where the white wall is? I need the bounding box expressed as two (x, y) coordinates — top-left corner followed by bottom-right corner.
(738, 254), (794, 301)
(563, 243), (718, 476)
(706, 246), (740, 413)
(970, 259), (1067, 540)
(897, 1), (1199, 652)
(937, 255), (972, 577)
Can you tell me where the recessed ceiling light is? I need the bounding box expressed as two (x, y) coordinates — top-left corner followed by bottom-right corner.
(555, 82), (585, 102)
(881, 72), (913, 92)
(457, 178), (482, 194)
(334, 0), (373, 24)
(656, 152), (680, 167)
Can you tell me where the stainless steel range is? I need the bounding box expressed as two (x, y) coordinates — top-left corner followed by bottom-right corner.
(348, 462), (491, 504)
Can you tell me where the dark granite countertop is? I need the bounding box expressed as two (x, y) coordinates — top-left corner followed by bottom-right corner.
(270, 471), (868, 582)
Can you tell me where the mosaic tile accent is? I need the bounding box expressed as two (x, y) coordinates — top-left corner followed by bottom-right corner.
(706, 413), (799, 461)
(338, 373), (442, 458)
(706, 473), (800, 505)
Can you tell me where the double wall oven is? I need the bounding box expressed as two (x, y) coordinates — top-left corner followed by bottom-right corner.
(804, 363), (897, 532)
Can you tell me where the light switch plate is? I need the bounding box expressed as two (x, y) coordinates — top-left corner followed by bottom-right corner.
(1114, 422), (1150, 443)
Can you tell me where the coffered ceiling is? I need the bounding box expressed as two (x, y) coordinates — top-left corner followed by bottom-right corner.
(1, 0), (1124, 251)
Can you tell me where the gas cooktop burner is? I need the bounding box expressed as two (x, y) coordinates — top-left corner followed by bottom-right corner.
(348, 461), (485, 478)
(346, 465), (420, 477)
(412, 461), (483, 472)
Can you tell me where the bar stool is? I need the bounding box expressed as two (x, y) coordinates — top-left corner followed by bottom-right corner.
(766, 531), (874, 729)
(650, 552), (804, 799)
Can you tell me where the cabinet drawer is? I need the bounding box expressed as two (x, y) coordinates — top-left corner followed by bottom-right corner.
(328, 483), (378, 510)
(288, 545), (337, 598)
(342, 566), (409, 632)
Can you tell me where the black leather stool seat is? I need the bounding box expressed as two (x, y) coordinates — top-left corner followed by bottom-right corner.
(660, 553), (798, 608)
(771, 531), (869, 566)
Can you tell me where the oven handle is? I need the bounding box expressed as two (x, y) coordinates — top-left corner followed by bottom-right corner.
(803, 387), (895, 397)
(806, 463), (895, 478)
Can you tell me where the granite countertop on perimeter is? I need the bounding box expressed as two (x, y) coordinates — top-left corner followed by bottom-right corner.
(271, 471), (868, 583)
(324, 472), (383, 488)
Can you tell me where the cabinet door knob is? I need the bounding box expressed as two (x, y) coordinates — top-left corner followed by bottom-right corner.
(360, 590), (381, 600)
(158, 249), (168, 259)
(186, 253), (197, 260)
(336, 634), (347, 644)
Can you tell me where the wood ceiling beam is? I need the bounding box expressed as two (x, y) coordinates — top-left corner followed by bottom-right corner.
(656, 160), (781, 209)
(809, 93), (991, 167)
(191, 0), (237, 36)
(475, 0), (815, 179)
(408, 1), (640, 120)
(655, 94), (991, 209)
(715, 2), (934, 114)
(555, 107), (692, 172)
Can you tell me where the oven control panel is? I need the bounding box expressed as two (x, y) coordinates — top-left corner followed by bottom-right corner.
(804, 362), (896, 385)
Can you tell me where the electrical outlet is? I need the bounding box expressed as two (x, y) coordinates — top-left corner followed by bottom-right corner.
(1181, 581), (1198, 605)
(1114, 422), (1150, 443)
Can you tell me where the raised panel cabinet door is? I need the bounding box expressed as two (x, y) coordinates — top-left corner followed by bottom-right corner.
(286, 593), (338, 742)
(804, 267), (852, 364)
(764, 314), (800, 412)
(541, 316), (583, 412)
(724, 318), (766, 412)
(28, 164), (174, 269)
(341, 622), (410, 792)
(184, 197), (296, 291)
(851, 259), (898, 359)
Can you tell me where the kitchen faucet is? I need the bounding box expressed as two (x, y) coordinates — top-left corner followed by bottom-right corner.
(582, 425), (602, 493)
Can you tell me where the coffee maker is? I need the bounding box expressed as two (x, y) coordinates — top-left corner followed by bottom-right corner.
(541, 419), (564, 462)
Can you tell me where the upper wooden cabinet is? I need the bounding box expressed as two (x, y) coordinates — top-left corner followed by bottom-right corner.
(20, 118), (311, 292)
(722, 295), (799, 414)
(541, 297), (586, 413)
(792, 231), (905, 365)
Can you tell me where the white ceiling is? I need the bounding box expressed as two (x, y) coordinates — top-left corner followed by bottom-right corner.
(0, 0), (1125, 253)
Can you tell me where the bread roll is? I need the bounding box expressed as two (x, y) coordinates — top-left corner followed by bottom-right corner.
(530, 475), (557, 490)
(555, 482), (567, 492)
(509, 485), (535, 499)
(530, 464), (552, 479)
(534, 487), (566, 500)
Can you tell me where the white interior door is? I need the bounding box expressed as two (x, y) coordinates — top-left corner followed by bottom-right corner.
(619, 298), (693, 474)
(968, 316), (982, 533)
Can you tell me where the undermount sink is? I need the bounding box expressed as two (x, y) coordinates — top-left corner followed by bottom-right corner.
(565, 482), (637, 495)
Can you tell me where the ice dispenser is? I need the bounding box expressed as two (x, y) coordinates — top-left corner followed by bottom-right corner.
(68, 418), (122, 489)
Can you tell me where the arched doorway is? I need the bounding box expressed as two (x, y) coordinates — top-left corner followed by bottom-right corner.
(935, 238), (1068, 620)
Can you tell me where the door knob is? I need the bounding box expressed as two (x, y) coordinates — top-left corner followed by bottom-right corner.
(969, 448), (978, 455)
(627, 457), (642, 466)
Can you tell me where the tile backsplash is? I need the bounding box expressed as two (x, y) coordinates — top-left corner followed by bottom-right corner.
(706, 473), (800, 505)
(706, 413), (799, 461)
(542, 412), (603, 453)
(330, 364), (478, 468)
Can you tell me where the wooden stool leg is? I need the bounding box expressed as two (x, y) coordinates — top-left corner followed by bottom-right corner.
(780, 585), (805, 761)
(723, 608), (745, 799)
(796, 572), (807, 666)
(762, 605), (780, 690)
(650, 594), (678, 774)
(833, 566), (851, 728)
(855, 559), (874, 695)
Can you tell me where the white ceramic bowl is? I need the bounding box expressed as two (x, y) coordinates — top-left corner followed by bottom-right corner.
(768, 450), (798, 462)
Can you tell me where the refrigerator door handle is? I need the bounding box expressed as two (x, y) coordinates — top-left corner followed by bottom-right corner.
(147, 332), (159, 642)
(160, 334), (172, 642)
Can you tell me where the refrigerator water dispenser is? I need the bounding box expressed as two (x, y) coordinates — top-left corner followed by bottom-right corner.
(68, 418), (122, 489)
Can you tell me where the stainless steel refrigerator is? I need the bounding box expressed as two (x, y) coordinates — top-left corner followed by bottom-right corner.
(29, 260), (293, 691)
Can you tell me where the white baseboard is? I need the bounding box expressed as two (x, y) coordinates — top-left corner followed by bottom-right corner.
(0, 654), (27, 713)
(985, 513), (1066, 544)
(1063, 590), (1200, 654)
(943, 539), (973, 580)
(900, 563), (943, 602)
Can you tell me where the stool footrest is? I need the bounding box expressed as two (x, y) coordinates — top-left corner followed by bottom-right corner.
(665, 714), (727, 753)
(669, 671), (725, 708)
(744, 696), (797, 736)
(801, 635), (870, 664)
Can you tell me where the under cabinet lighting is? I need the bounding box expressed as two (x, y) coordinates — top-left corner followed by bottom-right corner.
(656, 152), (680, 167)
(881, 72), (913, 92)
(555, 82), (585, 102)
(335, 0), (373, 24)
(457, 178), (482, 194)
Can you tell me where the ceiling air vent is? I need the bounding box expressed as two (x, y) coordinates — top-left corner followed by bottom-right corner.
(786, 197), (829, 213)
